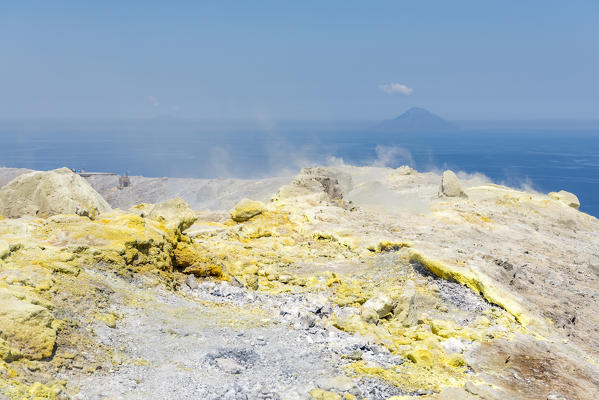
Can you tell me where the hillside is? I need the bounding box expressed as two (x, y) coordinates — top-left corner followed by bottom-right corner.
(0, 166), (598, 399)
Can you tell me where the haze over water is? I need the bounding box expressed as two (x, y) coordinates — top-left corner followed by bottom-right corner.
(2, 122), (598, 216)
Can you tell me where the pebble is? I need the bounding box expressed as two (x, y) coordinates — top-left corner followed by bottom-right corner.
(185, 275), (199, 290)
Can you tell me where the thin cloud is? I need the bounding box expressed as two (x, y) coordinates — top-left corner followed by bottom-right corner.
(148, 96), (160, 107)
(379, 83), (413, 95)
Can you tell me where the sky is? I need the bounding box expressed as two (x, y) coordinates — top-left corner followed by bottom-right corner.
(0, 1), (598, 121)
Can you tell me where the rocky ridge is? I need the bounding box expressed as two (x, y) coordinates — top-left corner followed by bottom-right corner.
(0, 166), (598, 399)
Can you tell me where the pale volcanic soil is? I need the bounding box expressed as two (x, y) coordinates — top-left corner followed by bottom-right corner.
(1, 165), (599, 400)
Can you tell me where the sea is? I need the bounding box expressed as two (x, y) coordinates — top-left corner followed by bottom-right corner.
(1, 120), (599, 217)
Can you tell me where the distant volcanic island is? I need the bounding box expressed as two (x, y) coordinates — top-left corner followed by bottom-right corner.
(376, 107), (457, 132)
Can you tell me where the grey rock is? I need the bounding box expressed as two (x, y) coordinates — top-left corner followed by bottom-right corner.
(439, 170), (467, 198)
(229, 276), (244, 288)
(185, 275), (199, 290)
(295, 313), (316, 330)
(306, 295), (332, 316)
(289, 167), (353, 201)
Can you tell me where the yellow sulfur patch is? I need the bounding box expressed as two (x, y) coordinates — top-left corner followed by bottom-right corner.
(347, 359), (468, 394)
(309, 388), (342, 400)
(404, 248), (545, 333)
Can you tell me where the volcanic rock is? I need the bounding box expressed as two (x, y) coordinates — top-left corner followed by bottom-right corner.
(439, 170), (467, 198)
(0, 167), (111, 218)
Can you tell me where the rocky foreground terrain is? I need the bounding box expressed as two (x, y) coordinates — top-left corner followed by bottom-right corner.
(0, 165), (598, 399)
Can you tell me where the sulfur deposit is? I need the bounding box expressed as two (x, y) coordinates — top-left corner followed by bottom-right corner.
(548, 190), (580, 209)
(1, 165), (599, 399)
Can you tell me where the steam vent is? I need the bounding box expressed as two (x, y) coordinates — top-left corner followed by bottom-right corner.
(1, 166), (599, 399)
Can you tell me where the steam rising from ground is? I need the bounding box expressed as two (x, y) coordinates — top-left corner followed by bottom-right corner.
(0, 119), (545, 214)
(372, 145), (415, 168)
(199, 135), (547, 216)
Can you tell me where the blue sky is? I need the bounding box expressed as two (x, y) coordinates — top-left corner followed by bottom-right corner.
(1, 1), (597, 120)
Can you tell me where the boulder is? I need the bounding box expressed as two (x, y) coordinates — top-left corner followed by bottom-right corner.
(394, 280), (417, 327)
(361, 293), (395, 323)
(439, 170), (467, 198)
(548, 190), (580, 210)
(44, 212), (177, 278)
(147, 197), (197, 232)
(173, 241), (224, 278)
(0, 167), (111, 218)
(231, 199), (266, 222)
(0, 289), (57, 361)
(292, 167), (353, 201)
(272, 167), (354, 207)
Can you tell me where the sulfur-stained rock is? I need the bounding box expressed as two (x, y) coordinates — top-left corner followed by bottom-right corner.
(231, 198), (266, 222)
(0, 289), (57, 361)
(95, 312), (117, 328)
(361, 293), (395, 323)
(246, 275), (259, 290)
(41, 211), (177, 277)
(548, 190), (580, 209)
(148, 197), (197, 232)
(173, 242), (224, 278)
(27, 382), (64, 399)
(128, 203), (155, 218)
(172, 241), (203, 268)
(439, 170), (467, 198)
(404, 337), (447, 367)
(309, 388), (342, 400)
(0, 167), (111, 218)
(394, 280), (417, 327)
(181, 264), (224, 278)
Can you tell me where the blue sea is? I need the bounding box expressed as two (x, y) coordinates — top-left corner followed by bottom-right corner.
(2, 121), (599, 217)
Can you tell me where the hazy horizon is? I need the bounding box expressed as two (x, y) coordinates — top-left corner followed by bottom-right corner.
(2, 115), (599, 133)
